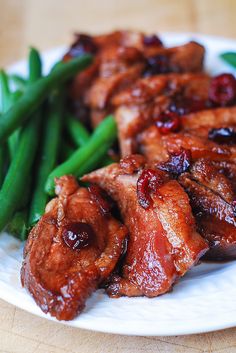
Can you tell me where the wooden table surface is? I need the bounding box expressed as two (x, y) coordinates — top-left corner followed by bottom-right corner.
(1, 1), (236, 352)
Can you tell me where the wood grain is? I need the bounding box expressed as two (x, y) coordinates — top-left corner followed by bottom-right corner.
(1, 0), (236, 352)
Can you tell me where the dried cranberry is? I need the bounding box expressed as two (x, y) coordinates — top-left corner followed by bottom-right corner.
(62, 222), (95, 250)
(208, 127), (236, 145)
(208, 73), (236, 106)
(155, 112), (181, 134)
(143, 34), (163, 47)
(64, 33), (97, 60)
(137, 169), (163, 209)
(169, 95), (207, 115)
(158, 149), (192, 176)
(143, 54), (170, 76)
(88, 184), (112, 215)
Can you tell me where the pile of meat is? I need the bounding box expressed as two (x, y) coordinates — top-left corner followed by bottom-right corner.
(21, 30), (236, 321)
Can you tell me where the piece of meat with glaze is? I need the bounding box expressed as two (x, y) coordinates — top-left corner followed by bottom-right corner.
(87, 46), (145, 126)
(114, 71), (236, 158)
(88, 40), (205, 113)
(179, 106), (236, 145)
(67, 30), (162, 126)
(139, 125), (236, 163)
(67, 31), (205, 127)
(21, 176), (127, 320)
(179, 159), (236, 260)
(143, 40), (205, 75)
(212, 160), (236, 193)
(139, 106), (236, 163)
(82, 155), (208, 297)
(181, 106), (236, 133)
(113, 73), (211, 156)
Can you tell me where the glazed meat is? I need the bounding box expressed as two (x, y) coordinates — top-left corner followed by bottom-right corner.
(113, 73), (211, 156)
(83, 156), (208, 297)
(179, 159), (236, 260)
(114, 68), (236, 158)
(20, 30), (236, 322)
(212, 160), (236, 193)
(181, 106), (236, 133)
(67, 30), (159, 126)
(87, 41), (205, 126)
(21, 176), (127, 320)
(138, 106), (236, 163)
(66, 31), (205, 127)
(139, 125), (236, 163)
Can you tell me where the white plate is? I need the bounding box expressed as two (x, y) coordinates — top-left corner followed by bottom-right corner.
(1, 33), (236, 337)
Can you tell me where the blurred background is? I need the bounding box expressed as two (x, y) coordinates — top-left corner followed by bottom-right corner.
(1, 0), (236, 66)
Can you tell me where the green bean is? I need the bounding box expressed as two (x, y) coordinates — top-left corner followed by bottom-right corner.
(0, 73), (23, 159)
(6, 210), (27, 241)
(0, 54), (92, 144)
(220, 52), (236, 68)
(50, 61), (63, 73)
(66, 115), (114, 166)
(0, 144), (5, 187)
(9, 74), (27, 91)
(66, 115), (90, 146)
(0, 71), (11, 185)
(0, 115), (41, 231)
(8, 50), (41, 210)
(19, 175), (32, 210)
(60, 140), (75, 160)
(102, 155), (115, 166)
(0, 48), (42, 232)
(76, 141), (115, 176)
(7, 49), (41, 212)
(0, 70), (11, 112)
(8, 90), (23, 160)
(28, 47), (42, 83)
(28, 89), (65, 227)
(45, 115), (117, 195)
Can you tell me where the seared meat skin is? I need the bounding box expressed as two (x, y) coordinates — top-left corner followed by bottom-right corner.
(179, 159), (236, 260)
(21, 176), (127, 320)
(113, 73), (210, 156)
(83, 156), (208, 297)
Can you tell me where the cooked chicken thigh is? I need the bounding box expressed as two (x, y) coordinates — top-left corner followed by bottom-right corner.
(83, 156), (208, 297)
(21, 176), (127, 320)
